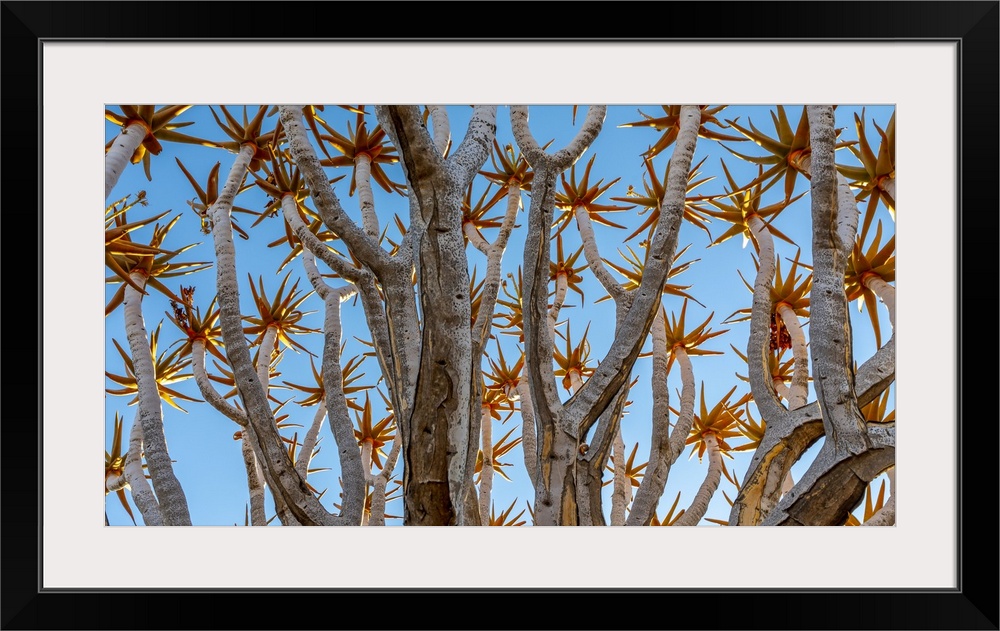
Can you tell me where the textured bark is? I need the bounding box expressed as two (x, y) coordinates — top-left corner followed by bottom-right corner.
(761, 423), (894, 525)
(881, 178), (896, 211)
(354, 153), (379, 238)
(577, 383), (631, 526)
(123, 419), (162, 526)
(241, 434), (267, 526)
(291, 107), (424, 479)
(478, 407), (494, 525)
(864, 275), (896, 330)
(628, 340), (698, 525)
(548, 273), (568, 331)
(209, 143), (337, 526)
(807, 105), (869, 457)
(384, 105), (497, 525)
(609, 428), (628, 525)
(746, 214), (784, 420)
(863, 495), (896, 526)
(279, 106), (394, 275)
(105, 121), (146, 200)
(574, 204), (623, 300)
(727, 109), (897, 526)
(297, 403), (327, 480)
(626, 307), (671, 525)
(123, 274), (191, 526)
(513, 106), (604, 526)
(472, 186), (522, 362)
(305, 257), (366, 524)
(392, 106), (468, 525)
(514, 105), (700, 525)
(674, 433), (723, 526)
(192, 341), (247, 426)
(368, 432), (402, 527)
(517, 380), (538, 491)
(562, 106), (699, 446)
(775, 302), (809, 409)
(730, 337), (895, 525)
(425, 105), (451, 156)
(256, 327), (278, 391)
(106, 104), (899, 530)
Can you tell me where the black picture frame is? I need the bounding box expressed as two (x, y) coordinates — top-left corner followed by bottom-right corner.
(6, 2), (997, 629)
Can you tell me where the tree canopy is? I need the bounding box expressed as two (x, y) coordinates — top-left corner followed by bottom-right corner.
(104, 102), (896, 528)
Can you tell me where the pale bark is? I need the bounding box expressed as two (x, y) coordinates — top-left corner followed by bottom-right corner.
(106, 104), (898, 530)
(609, 427), (628, 526)
(562, 106), (700, 446)
(282, 186), (365, 284)
(123, 419), (163, 526)
(123, 273), (191, 525)
(105, 473), (127, 494)
(464, 222), (490, 254)
(354, 153), (379, 238)
(105, 121), (146, 200)
(196, 338), (269, 525)
(674, 433), (723, 526)
(256, 327), (278, 392)
(209, 142), (338, 526)
(470, 185), (522, 354)
(285, 105), (423, 521)
(628, 338), (698, 525)
(781, 470), (795, 496)
(289, 208), (396, 505)
(760, 422), (894, 526)
(360, 442), (375, 482)
(513, 106), (607, 525)
(626, 306), (671, 525)
(362, 105), (498, 525)
(249, 324), (278, 521)
(548, 274), (568, 332)
(574, 204), (624, 301)
(242, 434), (267, 526)
(806, 105), (869, 456)
(670, 348), (698, 459)
(478, 406), (495, 525)
(727, 106), (893, 527)
(775, 302), (809, 409)
(279, 106), (394, 275)
(301, 245), (366, 522)
(731, 211), (793, 524)
(567, 371), (596, 526)
(746, 213), (783, 416)
(864, 275), (896, 330)
(576, 384), (632, 526)
(192, 341), (248, 426)
(193, 339), (265, 524)
(368, 433), (402, 527)
(517, 380), (538, 491)
(298, 402), (327, 480)
(514, 105), (700, 526)
(772, 378), (791, 402)
(385, 105), (490, 525)
(426, 105), (451, 156)
(862, 495), (895, 526)
(730, 337), (894, 525)
(881, 177), (896, 213)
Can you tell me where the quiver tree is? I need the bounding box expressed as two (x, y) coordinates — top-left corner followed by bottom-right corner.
(105, 103), (895, 527)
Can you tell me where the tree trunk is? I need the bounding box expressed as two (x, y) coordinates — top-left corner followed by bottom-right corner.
(123, 273), (191, 525)
(105, 121), (146, 200)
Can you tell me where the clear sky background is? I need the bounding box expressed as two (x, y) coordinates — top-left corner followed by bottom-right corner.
(105, 103), (895, 526)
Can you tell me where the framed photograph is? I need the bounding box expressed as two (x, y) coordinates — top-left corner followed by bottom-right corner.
(9, 2), (997, 628)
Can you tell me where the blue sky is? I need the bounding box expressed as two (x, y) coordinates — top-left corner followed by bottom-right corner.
(105, 103), (895, 526)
